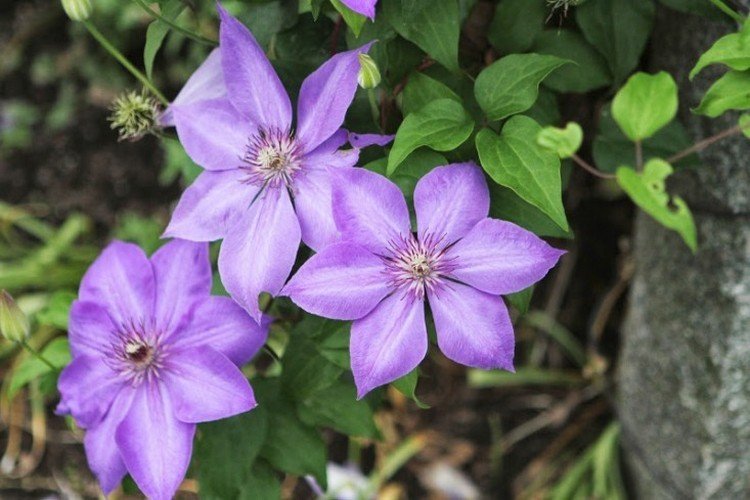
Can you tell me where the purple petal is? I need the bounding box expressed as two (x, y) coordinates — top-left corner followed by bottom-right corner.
(295, 160), (358, 251)
(79, 241), (155, 327)
(283, 242), (389, 320)
(333, 167), (411, 253)
(57, 355), (121, 428)
(172, 296), (269, 366)
(348, 132), (394, 148)
(115, 384), (195, 500)
(67, 300), (118, 358)
(164, 347), (256, 423)
(448, 219), (565, 295)
(164, 169), (257, 243)
(296, 43), (374, 152)
(429, 283), (514, 370)
(218, 188), (301, 322)
(172, 98), (254, 172)
(162, 48), (226, 127)
(83, 387), (135, 494)
(218, 4), (291, 131)
(340, 0), (378, 19)
(151, 240), (211, 333)
(414, 162), (490, 247)
(351, 291), (427, 398)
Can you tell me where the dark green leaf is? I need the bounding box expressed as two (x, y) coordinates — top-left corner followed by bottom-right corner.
(330, 0), (368, 36)
(532, 30), (612, 93)
(392, 369), (429, 409)
(487, 0), (548, 54)
(144, 0), (184, 80)
(489, 183), (572, 238)
(401, 72), (460, 116)
(474, 54), (570, 121)
(575, 0), (655, 83)
(299, 379), (379, 438)
(507, 287), (535, 315)
(237, 461), (281, 500)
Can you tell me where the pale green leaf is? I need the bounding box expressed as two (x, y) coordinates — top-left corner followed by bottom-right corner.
(741, 113), (750, 139)
(612, 72), (678, 141)
(694, 70), (750, 118)
(387, 98), (473, 175)
(616, 159), (697, 251)
(690, 32), (750, 80)
(474, 54), (570, 121)
(537, 122), (583, 159)
(9, 337), (70, 398)
(476, 116), (569, 231)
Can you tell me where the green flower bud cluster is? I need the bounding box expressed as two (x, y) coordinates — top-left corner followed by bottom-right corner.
(108, 90), (161, 142)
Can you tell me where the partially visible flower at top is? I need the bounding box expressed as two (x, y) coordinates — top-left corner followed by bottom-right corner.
(0, 290), (30, 343)
(108, 90), (161, 142)
(61, 0), (92, 21)
(162, 4), (389, 322)
(57, 239), (268, 500)
(283, 163), (565, 397)
(340, 0), (379, 20)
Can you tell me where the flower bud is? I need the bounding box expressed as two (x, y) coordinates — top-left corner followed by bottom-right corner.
(61, 0), (93, 22)
(357, 53), (381, 89)
(0, 291), (30, 343)
(108, 90), (161, 142)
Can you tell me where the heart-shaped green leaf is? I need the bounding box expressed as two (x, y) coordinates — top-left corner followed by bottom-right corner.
(537, 122), (583, 159)
(612, 72), (678, 141)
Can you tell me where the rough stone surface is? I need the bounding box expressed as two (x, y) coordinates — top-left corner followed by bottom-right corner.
(619, 7), (750, 500)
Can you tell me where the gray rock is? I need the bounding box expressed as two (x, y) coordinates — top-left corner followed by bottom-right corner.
(618, 7), (750, 499)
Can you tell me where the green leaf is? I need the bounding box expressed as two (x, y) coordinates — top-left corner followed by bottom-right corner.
(260, 391), (327, 487)
(741, 113), (750, 138)
(298, 379), (379, 438)
(9, 337), (70, 398)
(694, 70), (750, 118)
(382, 0), (460, 72)
(237, 461), (281, 500)
(506, 286), (534, 315)
(392, 369), (429, 409)
(575, 0), (655, 83)
(330, 0), (367, 36)
(489, 184), (572, 239)
(592, 105), (695, 172)
(690, 31), (750, 80)
(387, 98), (473, 175)
(143, 0), (184, 80)
(487, 0), (548, 54)
(401, 72), (460, 116)
(474, 54), (570, 121)
(612, 72), (678, 141)
(196, 405), (270, 499)
(616, 159), (697, 251)
(467, 367), (583, 388)
(35, 291), (75, 329)
(476, 116), (569, 232)
(532, 30), (612, 93)
(537, 122), (583, 159)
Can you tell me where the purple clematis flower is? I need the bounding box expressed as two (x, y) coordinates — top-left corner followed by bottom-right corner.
(163, 5), (381, 322)
(340, 0), (378, 19)
(57, 239), (268, 499)
(283, 163), (565, 398)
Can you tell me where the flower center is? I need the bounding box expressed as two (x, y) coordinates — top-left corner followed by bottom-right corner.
(383, 234), (455, 299)
(242, 128), (302, 189)
(110, 324), (166, 386)
(124, 340), (153, 365)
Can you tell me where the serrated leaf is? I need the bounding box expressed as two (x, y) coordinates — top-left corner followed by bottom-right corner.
(401, 72), (460, 116)
(690, 31), (750, 80)
(330, 0), (367, 36)
(196, 405), (270, 500)
(9, 337), (70, 398)
(298, 379), (379, 438)
(382, 0), (460, 72)
(387, 98), (473, 175)
(694, 70), (750, 118)
(487, 0), (548, 54)
(616, 159), (697, 251)
(144, 0), (184, 80)
(392, 369), (429, 408)
(537, 122), (583, 159)
(611, 72), (678, 141)
(532, 30), (613, 93)
(474, 54), (571, 121)
(575, 0), (655, 83)
(476, 116), (569, 232)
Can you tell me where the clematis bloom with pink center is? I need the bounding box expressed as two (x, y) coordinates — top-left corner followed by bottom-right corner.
(56, 239), (268, 499)
(283, 163), (565, 397)
(163, 5), (382, 322)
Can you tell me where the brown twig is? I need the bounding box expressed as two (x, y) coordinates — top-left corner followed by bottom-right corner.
(666, 124), (742, 164)
(571, 154), (616, 180)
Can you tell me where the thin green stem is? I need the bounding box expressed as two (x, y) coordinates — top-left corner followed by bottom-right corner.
(709, 0), (745, 22)
(82, 20), (169, 105)
(131, 0), (218, 46)
(19, 340), (57, 371)
(367, 88), (380, 129)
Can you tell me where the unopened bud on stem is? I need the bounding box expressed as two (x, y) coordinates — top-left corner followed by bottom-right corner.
(61, 0), (93, 22)
(0, 290), (30, 343)
(358, 53), (381, 89)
